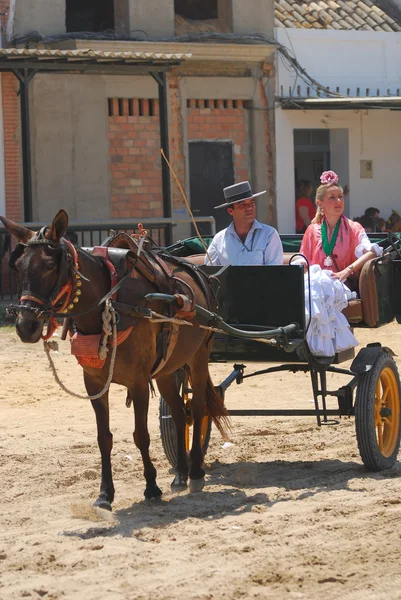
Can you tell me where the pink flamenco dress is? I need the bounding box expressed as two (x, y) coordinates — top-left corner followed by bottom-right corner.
(299, 215), (383, 357)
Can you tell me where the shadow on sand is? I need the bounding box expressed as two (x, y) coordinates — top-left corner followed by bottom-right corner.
(61, 458), (401, 540)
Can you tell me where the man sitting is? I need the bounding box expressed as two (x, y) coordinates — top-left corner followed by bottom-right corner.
(204, 181), (283, 266)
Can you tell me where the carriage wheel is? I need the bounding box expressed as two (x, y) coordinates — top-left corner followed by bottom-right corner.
(355, 352), (401, 471)
(159, 369), (212, 468)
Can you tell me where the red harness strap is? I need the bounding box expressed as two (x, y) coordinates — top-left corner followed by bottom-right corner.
(91, 246), (119, 300)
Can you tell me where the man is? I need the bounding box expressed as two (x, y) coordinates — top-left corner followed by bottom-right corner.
(358, 207), (380, 232)
(205, 181), (283, 266)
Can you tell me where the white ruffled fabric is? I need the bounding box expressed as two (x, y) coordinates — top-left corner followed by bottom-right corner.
(304, 265), (359, 357)
(355, 230), (383, 259)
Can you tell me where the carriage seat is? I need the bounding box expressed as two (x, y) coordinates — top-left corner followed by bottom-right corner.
(184, 253), (379, 328)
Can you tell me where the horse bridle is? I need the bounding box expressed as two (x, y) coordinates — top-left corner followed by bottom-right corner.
(8, 227), (84, 338)
(8, 228), (143, 336)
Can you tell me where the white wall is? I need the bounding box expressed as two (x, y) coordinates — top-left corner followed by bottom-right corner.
(276, 107), (401, 233)
(275, 28), (401, 232)
(276, 28), (401, 97)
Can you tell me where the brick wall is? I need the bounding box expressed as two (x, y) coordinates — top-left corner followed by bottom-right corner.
(108, 97), (163, 220)
(187, 98), (249, 183)
(0, 1), (22, 222)
(1, 72), (21, 221)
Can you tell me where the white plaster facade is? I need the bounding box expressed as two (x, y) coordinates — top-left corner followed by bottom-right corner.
(275, 28), (401, 233)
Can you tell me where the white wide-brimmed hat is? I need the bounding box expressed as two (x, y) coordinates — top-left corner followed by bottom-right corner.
(214, 181), (266, 209)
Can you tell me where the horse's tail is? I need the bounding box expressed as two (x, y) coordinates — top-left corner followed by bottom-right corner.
(205, 374), (231, 440)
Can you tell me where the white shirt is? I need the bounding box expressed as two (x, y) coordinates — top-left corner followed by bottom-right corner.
(204, 219), (283, 266)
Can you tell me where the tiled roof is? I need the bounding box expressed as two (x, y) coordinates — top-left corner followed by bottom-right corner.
(0, 48), (191, 62)
(275, 0), (401, 31)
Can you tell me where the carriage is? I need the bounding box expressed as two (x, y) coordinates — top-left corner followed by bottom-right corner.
(3, 210), (401, 508)
(158, 232), (401, 473)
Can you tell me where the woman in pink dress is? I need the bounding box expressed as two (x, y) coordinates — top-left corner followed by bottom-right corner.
(299, 171), (382, 357)
(300, 170), (382, 282)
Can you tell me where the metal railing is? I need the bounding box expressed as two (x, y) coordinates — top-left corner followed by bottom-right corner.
(0, 216), (216, 302)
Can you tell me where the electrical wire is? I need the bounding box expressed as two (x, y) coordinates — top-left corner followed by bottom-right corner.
(12, 29), (343, 98)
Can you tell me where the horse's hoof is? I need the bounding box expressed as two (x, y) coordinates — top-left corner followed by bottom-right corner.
(144, 485), (163, 501)
(189, 477), (205, 494)
(145, 495), (163, 505)
(171, 474), (188, 494)
(93, 497), (112, 512)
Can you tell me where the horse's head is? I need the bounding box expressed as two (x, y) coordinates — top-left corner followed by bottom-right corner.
(0, 209), (79, 343)
(387, 210), (401, 232)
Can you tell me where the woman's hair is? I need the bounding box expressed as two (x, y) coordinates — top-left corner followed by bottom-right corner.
(295, 179), (312, 200)
(311, 182), (343, 224)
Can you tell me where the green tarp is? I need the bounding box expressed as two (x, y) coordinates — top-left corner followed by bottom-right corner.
(165, 234), (396, 257)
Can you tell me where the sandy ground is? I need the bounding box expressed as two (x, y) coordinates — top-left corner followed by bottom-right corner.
(1, 323), (401, 600)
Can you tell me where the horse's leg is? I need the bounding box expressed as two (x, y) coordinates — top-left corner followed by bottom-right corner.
(86, 374), (115, 511)
(131, 379), (163, 501)
(187, 347), (210, 493)
(157, 372), (189, 493)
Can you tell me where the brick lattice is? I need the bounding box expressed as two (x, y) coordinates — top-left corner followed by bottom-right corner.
(187, 99), (249, 184)
(108, 98), (163, 219)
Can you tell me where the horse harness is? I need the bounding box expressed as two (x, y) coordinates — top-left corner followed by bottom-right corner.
(8, 228), (217, 373)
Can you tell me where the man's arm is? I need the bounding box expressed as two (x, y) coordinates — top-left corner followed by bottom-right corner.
(204, 239), (222, 265)
(264, 229), (283, 265)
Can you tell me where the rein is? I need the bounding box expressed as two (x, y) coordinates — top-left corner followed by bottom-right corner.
(8, 230), (138, 330)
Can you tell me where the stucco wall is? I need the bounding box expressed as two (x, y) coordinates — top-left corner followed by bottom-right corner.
(276, 28), (401, 96)
(129, 0), (174, 38)
(30, 73), (157, 222)
(232, 0), (274, 37)
(13, 0), (65, 37)
(276, 108), (401, 233)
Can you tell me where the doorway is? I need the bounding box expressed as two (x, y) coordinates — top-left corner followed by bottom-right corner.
(293, 128), (350, 217)
(189, 141), (234, 236)
(294, 129), (330, 191)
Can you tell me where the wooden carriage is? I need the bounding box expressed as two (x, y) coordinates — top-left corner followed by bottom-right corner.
(159, 233), (401, 473)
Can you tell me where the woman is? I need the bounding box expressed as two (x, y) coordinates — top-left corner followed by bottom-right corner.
(299, 170), (383, 357)
(295, 180), (315, 234)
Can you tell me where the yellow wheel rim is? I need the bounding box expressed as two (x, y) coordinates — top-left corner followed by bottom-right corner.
(374, 367), (400, 457)
(182, 374), (210, 453)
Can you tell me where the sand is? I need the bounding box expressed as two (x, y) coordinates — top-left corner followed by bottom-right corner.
(1, 322), (401, 600)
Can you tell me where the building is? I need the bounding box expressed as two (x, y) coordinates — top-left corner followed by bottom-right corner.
(275, 0), (401, 233)
(0, 0), (276, 242)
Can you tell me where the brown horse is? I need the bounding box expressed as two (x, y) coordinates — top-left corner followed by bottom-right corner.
(387, 210), (401, 233)
(1, 209), (228, 510)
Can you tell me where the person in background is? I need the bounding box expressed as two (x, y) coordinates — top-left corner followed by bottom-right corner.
(357, 207), (381, 232)
(295, 179), (315, 234)
(375, 217), (387, 232)
(204, 181), (283, 266)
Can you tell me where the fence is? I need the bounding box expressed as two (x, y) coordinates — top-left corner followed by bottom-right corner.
(0, 216), (216, 302)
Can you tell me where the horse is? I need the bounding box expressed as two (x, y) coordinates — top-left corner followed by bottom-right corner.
(386, 210), (401, 233)
(0, 209), (228, 510)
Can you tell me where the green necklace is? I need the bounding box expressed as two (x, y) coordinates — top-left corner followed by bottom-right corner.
(321, 218), (341, 267)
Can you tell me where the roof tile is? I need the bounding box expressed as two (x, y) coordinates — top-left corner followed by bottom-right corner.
(275, 0), (401, 31)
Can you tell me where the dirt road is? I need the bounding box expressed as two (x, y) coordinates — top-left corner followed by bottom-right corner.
(1, 323), (401, 599)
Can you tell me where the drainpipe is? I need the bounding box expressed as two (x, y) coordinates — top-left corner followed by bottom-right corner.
(259, 62), (277, 228)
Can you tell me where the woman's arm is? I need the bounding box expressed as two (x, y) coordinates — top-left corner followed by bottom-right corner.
(331, 250), (376, 282)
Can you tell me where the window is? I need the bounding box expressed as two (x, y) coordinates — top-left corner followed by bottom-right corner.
(174, 0), (232, 33)
(66, 0), (114, 33)
(174, 0), (217, 20)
